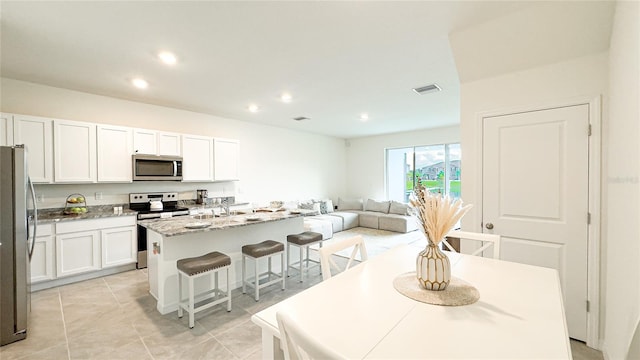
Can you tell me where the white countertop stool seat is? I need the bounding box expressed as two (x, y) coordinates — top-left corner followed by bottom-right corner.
(287, 231), (323, 282)
(177, 251), (232, 328)
(242, 240), (286, 301)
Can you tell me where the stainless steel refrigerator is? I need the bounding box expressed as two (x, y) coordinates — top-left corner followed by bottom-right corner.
(0, 145), (37, 346)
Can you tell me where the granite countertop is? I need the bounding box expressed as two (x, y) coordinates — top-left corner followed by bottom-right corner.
(138, 211), (302, 237)
(36, 205), (137, 223)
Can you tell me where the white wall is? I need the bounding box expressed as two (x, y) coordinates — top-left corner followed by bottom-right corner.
(0, 78), (347, 207)
(603, 2), (639, 359)
(458, 52), (609, 341)
(345, 126), (459, 201)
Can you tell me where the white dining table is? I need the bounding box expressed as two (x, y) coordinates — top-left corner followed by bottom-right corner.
(251, 244), (571, 359)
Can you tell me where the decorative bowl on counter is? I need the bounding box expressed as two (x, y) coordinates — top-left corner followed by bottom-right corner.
(63, 193), (88, 215)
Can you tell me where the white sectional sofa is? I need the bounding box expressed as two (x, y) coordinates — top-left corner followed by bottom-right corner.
(300, 198), (418, 238)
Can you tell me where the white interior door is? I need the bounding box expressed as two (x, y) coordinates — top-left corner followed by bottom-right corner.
(482, 104), (589, 341)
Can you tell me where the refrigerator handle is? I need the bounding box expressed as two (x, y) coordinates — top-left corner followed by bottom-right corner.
(27, 176), (37, 260)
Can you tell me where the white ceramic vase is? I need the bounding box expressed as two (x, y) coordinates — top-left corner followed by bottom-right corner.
(416, 240), (451, 291)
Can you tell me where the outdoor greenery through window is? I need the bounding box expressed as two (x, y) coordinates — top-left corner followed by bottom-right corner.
(386, 143), (461, 203)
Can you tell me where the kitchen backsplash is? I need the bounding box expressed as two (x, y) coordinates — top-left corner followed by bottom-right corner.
(32, 181), (237, 209)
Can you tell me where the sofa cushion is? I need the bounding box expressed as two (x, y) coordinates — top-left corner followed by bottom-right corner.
(365, 199), (390, 214)
(304, 218), (334, 240)
(328, 212), (359, 230)
(358, 212), (382, 229)
(378, 214), (419, 233)
(309, 214), (343, 233)
(389, 201), (410, 215)
(337, 198), (363, 211)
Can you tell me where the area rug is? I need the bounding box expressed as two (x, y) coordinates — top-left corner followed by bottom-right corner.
(312, 227), (426, 260)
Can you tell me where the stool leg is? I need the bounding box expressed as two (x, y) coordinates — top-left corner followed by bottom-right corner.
(242, 254), (246, 294)
(281, 252), (286, 290)
(268, 256), (272, 281)
(226, 267), (232, 312)
(188, 276), (195, 329)
(299, 245), (304, 282)
(287, 242), (291, 278)
(178, 272), (183, 318)
(215, 271), (219, 300)
(254, 256), (260, 301)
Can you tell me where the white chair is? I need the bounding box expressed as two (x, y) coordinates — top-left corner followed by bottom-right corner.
(276, 311), (345, 360)
(443, 230), (501, 259)
(318, 235), (368, 281)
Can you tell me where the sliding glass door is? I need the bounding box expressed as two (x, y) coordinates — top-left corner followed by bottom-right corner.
(386, 143), (460, 202)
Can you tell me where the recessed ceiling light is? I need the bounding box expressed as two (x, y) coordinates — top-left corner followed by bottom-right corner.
(158, 51), (177, 65)
(248, 104), (259, 113)
(360, 113), (369, 121)
(281, 93), (292, 103)
(132, 78), (148, 89)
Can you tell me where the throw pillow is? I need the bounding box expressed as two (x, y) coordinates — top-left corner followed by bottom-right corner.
(325, 199), (334, 213)
(337, 198), (363, 211)
(316, 199), (334, 214)
(389, 200), (410, 215)
(365, 199), (391, 213)
(299, 201), (321, 214)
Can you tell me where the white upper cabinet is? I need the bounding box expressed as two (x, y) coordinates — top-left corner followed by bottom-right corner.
(158, 132), (181, 156)
(133, 128), (157, 155)
(213, 138), (239, 181)
(134, 129), (182, 156)
(181, 134), (214, 181)
(13, 114), (53, 183)
(97, 125), (133, 182)
(54, 119), (97, 183)
(0, 113), (14, 146)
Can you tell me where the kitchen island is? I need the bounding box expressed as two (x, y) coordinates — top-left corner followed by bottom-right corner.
(138, 212), (304, 314)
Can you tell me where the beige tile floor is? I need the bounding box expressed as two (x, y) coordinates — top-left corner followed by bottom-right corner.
(2, 258), (602, 360)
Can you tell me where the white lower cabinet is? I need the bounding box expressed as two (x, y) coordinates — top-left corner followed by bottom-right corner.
(101, 225), (136, 268)
(30, 224), (55, 283)
(56, 230), (101, 277)
(54, 216), (137, 278)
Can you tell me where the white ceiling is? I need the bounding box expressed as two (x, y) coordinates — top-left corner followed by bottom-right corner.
(0, 1), (615, 139)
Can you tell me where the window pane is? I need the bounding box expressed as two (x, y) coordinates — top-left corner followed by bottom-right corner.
(415, 145), (445, 195)
(448, 143), (461, 199)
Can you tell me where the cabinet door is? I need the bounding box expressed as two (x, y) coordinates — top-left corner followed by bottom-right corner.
(101, 225), (136, 268)
(158, 132), (181, 156)
(30, 224), (54, 283)
(0, 113), (14, 146)
(214, 138), (239, 181)
(97, 125), (133, 182)
(181, 134), (214, 181)
(13, 115), (53, 183)
(54, 119), (97, 183)
(133, 128), (157, 155)
(56, 230), (101, 277)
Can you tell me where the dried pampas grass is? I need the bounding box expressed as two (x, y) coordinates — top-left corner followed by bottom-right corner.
(410, 181), (472, 246)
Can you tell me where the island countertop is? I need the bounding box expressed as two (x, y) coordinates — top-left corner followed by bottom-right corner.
(138, 211), (303, 237)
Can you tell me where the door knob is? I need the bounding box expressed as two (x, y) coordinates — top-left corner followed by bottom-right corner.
(485, 222), (494, 230)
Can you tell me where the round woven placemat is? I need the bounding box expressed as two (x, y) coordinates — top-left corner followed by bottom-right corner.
(393, 272), (480, 306)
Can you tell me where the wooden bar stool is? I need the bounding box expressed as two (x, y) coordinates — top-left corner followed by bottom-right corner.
(242, 240), (286, 301)
(177, 251), (231, 329)
(287, 231), (323, 282)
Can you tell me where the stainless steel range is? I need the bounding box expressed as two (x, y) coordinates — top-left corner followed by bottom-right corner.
(130, 192), (189, 268)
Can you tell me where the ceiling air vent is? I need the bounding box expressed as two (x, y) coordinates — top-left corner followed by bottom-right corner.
(412, 84), (441, 95)
(293, 116), (310, 121)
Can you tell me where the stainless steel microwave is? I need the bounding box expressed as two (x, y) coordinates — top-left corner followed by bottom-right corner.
(132, 154), (183, 181)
